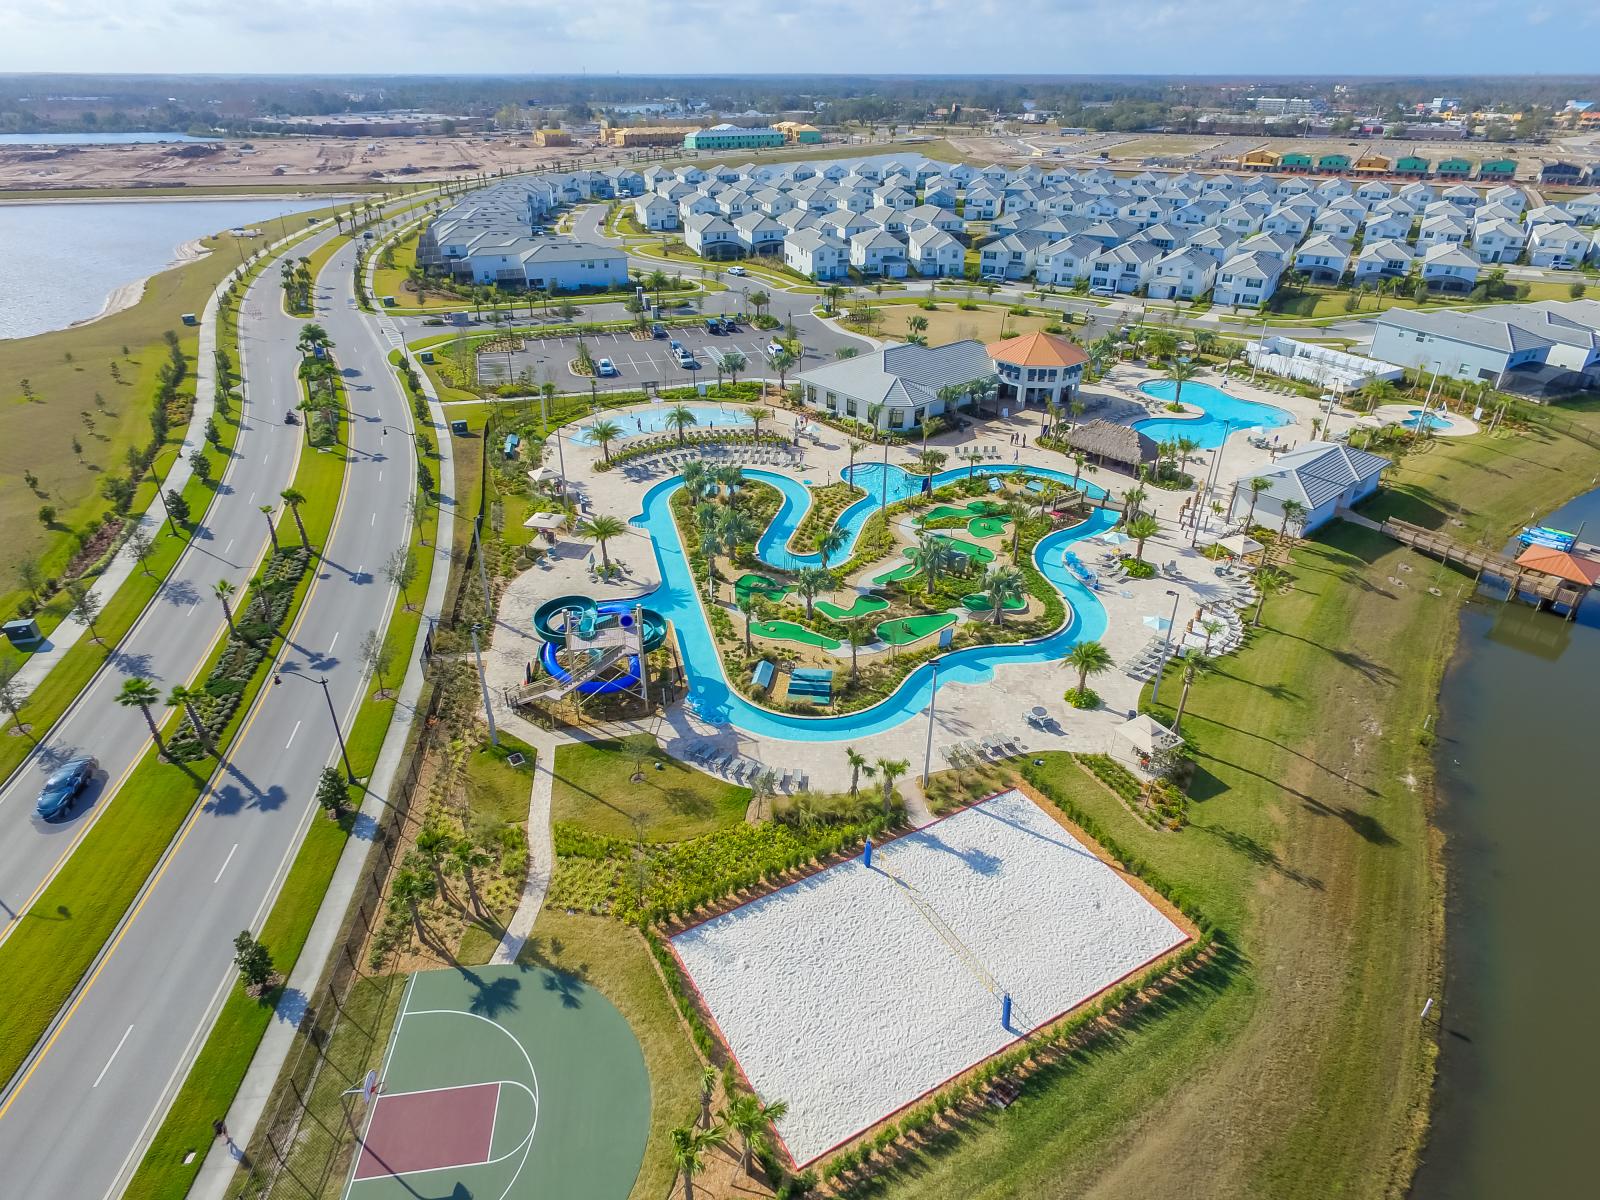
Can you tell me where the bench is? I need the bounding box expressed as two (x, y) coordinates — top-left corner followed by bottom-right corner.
(751, 660), (775, 691)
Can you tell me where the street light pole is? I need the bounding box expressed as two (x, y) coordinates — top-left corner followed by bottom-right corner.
(273, 671), (356, 782)
(922, 658), (941, 787)
(1150, 588), (1183, 708)
(470, 623), (500, 746)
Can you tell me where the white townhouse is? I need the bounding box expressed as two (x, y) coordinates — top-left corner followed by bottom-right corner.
(873, 185), (916, 210)
(1528, 222), (1590, 269)
(1263, 206), (1312, 239)
(1237, 231), (1298, 264)
(903, 204), (965, 235)
(1186, 226), (1241, 264)
(1311, 207), (1360, 240)
(821, 211), (876, 243)
(1293, 235), (1352, 284)
(1525, 203), (1577, 227)
(1136, 222), (1188, 253)
(1036, 234), (1102, 286)
(782, 229), (848, 280)
(684, 212), (740, 259)
(1484, 184), (1527, 215)
(1363, 209), (1414, 242)
(977, 231), (1047, 280)
(1088, 240), (1163, 294)
(1355, 180), (1394, 205)
(1147, 246), (1218, 301)
(1399, 181), (1436, 207)
(1214, 249), (1286, 308)
(850, 228), (908, 277)
(922, 182), (960, 210)
(1421, 243), (1481, 292)
(962, 187), (1001, 220)
(1417, 213), (1471, 250)
(1566, 192), (1600, 223)
(633, 193), (678, 231)
(732, 212), (787, 255)
(1441, 184), (1482, 210)
(513, 241), (628, 292)
(862, 205), (909, 234)
(1219, 202), (1265, 235)
(906, 225), (965, 277)
(1352, 239), (1414, 286)
(752, 188), (796, 217)
(679, 191), (721, 222)
(1472, 218), (1526, 264)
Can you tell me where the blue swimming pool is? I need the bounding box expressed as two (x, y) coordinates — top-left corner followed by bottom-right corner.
(573, 403), (754, 444)
(1133, 380), (1293, 449)
(625, 463), (1113, 739)
(1402, 408), (1454, 432)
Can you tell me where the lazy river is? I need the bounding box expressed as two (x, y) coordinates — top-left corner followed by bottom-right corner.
(624, 460), (1115, 740)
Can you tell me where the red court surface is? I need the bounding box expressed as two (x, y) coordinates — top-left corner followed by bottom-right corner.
(353, 1083), (500, 1181)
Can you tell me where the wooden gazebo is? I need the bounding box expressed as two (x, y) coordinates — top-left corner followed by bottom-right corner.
(1063, 420), (1159, 475)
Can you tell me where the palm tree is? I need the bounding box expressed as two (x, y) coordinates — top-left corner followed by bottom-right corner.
(1165, 359), (1197, 408)
(1244, 476), (1273, 526)
(585, 418), (621, 464)
(295, 323), (334, 357)
(715, 508), (755, 562)
(450, 836), (492, 919)
(1277, 499), (1308, 544)
(116, 676), (168, 758)
(746, 405), (772, 437)
(1253, 565), (1290, 627)
(681, 459), (709, 498)
(846, 439), (864, 484)
(967, 375), (999, 419)
(259, 504), (280, 553)
(576, 514), (625, 570)
(1200, 617), (1225, 654)
(725, 1093), (789, 1174)
(748, 289), (771, 319)
(1035, 480), (1063, 519)
(919, 414), (945, 454)
(817, 527), (846, 568)
(864, 402), (885, 440)
(737, 593), (758, 654)
(166, 685), (218, 757)
(770, 348), (797, 393)
(1171, 653), (1212, 733)
(914, 449), (947, 475)
(909, 533), (955, 592)
(670, 1123), (726, 1200)
(793, 566), (834, 619)
(846, 746), (870, 796)
(697, 1063), (719, 1128)
(213, 579), (238, 639)
(645, 269), (669, 306)
(390, 864), (438, 950)
(1063, 640), (1113, 699)
(1175, 435), (1201, 471)
(841, 624), (863, 683)
(666, 404), (698, 447)
(1125, 513), (1161, 561)
(961, 449), (985, 480)
(1069, 452), (1086, 492)
(1123, 485), (1147, 518)
(822, 283), (844, 314)
(905, 314), (930, 345)
(874, 757), (908, 816)
(1004, 498), (1032, 557)
(980, 563), (1024, 624)
(279, 488), (310, 550)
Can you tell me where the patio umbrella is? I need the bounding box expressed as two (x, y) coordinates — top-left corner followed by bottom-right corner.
(1143, 614), (1172, 632)
(1101, 531), (1130, 546)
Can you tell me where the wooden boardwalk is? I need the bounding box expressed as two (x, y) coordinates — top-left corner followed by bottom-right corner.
(1379, 518), (1589, 611)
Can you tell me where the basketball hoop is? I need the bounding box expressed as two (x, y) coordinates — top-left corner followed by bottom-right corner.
(348, 1068), (382, 1103)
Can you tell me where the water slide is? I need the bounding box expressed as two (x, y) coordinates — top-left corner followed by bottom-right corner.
(531, 594), (667, 696)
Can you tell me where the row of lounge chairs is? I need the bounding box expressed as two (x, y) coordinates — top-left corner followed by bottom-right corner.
(684, 743), (809, 794)
(940, 734), (1028, 767)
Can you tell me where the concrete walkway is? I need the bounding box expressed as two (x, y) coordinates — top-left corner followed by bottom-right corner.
(192, 246), (459, 1200)
(488, 713), (558, 966)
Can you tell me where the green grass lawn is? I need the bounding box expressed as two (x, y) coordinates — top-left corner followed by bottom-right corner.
(551, 738), (749, 843)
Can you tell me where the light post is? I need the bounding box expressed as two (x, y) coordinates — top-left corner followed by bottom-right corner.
(922, 657), (942, 787)
(470, 622), (500, 746)
(274, 670), (356, 782)
(1150, 588), (1182, 708)
(1192, 419), (1232, 546)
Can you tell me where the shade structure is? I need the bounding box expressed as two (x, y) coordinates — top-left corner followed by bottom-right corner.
(1142, 614), (1172, 632)
(1514, 544), (1600, 587)
(1218, 533), (1264, 557)
(523, 511), (568, 531)
(1100, 531), (1130, 546)
(1117, 714), (1184, 755)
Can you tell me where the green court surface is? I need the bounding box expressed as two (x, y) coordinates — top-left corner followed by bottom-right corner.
(965, 515), (1011, 539)
(962, 591), (1028, 613)
(735, 573), (792, 604)
(931, 535), (996, 563)
(751, 619), (841, 650)
(815, 594), (890, 621)
(345, 964), (648, 1200)
(918, 500), (1002, 524)
(875, 611), (958, 646)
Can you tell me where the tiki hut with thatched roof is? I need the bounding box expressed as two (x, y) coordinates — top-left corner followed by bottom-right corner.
(1063, 420), (1159, 475)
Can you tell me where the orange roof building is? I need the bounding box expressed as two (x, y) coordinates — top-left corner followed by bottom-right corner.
(985, 331), (1090, 410)
(1514, 544), (1600, 587)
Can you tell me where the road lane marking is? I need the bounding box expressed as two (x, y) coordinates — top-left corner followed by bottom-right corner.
(92, 1025), (134, 1089)
(223, 538), (234, 556)
(284, 720), (301, 750)
(328, 631), (339, 652)
(370, 512), (376, 526)
(213, 843), (239, 884)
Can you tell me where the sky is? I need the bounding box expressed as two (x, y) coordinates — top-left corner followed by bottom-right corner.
(1, 0), (1598, 76)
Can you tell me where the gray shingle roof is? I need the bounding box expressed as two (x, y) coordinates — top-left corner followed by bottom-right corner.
(798, 340), (996, 409)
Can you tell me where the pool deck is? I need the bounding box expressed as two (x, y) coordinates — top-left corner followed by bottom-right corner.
(480, 367), (1334, 795)
(1371, 402), (1480, 437)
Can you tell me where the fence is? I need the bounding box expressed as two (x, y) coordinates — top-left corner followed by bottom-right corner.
(226, 675), (442, 1200)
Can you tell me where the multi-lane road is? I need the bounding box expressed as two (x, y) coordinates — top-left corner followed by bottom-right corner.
(0, 219), (420, 1197)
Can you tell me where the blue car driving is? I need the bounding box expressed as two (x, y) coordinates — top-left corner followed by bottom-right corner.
(35, 756), (96, 821)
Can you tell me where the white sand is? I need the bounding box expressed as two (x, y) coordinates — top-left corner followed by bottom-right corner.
(671, 789), (1188, 1164)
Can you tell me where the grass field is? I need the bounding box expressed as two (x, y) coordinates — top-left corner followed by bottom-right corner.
(550, 737), (751, 843)
(848, 300), (1068, 347)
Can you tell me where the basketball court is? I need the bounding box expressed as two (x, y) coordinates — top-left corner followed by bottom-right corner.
(343, 962), (649, 1200)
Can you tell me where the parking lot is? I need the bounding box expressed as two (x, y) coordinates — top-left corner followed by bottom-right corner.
(476, 321), (855, 390)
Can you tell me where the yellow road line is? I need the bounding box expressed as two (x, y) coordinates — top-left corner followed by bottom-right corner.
(0, 432), (358, 1121)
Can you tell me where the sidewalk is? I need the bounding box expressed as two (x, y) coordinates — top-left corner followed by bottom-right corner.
(191, 286), (459, 1200)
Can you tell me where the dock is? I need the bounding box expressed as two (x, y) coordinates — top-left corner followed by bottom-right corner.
(1379, 518), (1593, 614)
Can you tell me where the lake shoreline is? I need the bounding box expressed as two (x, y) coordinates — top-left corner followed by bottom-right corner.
(67, 237), (214, 331)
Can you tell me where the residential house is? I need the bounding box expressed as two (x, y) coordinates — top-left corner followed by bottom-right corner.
(1088, 240), (1163, 294)
(1263, 206), (1312, 239)
(1371, 307), (1557, 384)
(1147, 246), (1219, 300)
(978, 230), (1050, 280)
(1214, 250), (1286, 307)
(1293, 235), (1352, 284)
(1186, 226), (1241, 264)
(906, 225), (965, 276)
(1036, 234), (1102, 286)
(1227, 442), (1390, 534)
(1529, 222), (1590, 269)
(1441, 183), (1482, 210)
(1484, 184), (1527, 214)
(1237, 231), (1298, 263)
(732, 212), (786, 255)
(1352, 239), (1414, 285)
(1363, 208), (1414, 242)
(1420, 243), (1481, 292)
(1472, 218), (1526, 264)
(1417, 212), (1472, 249)
(1564, 192), (1600, 223)
(962, 187), (1001, 220)
(850, 228), (909, 277)
(683, 213), (740, 259)
(902, 204), (965, 236)
(1526, 203), (1577, 226)
(1311, 207), (1360, 239)
(632, 193), (678, 231)
(782, 229), (848, 280)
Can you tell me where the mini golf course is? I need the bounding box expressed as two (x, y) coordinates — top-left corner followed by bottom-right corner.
(872, 560), (922, 586)
(962, 592), (1028, 614)
(875, 612), (958, 646)
(735, 573), (793, 605)
(752, 619), (841, 650)
(816, 594), (890, 622)
(918, 500), (1004, 524)
(966, 515), (1011, 540)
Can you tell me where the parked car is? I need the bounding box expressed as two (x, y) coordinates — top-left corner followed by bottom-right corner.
(35, 756), (97, 821)
(676, 348), (698, 368)
(767, 340), (786, 358)
(727, 265), (747, 276)
(595, 358), (618, 377)
(704, 317), (725, 334)
(720, 316), (739, 332)
(668, 339), (683, 352)
(651, 322), (667, 338)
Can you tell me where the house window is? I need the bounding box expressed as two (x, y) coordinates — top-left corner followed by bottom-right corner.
(890, 409), (907, 429)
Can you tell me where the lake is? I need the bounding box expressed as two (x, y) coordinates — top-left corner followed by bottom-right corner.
(0, 132), (219, 145)
(0, 198), (328, 340)
(1413, 486), (1600, 1197)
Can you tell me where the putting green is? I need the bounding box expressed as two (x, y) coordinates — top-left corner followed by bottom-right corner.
(931, 535), (996, 563)
(962, 592), (1028, 613)
(966, 515), (1011, 539)
(875, 612), (958, 646)
(751, 619), (841, 650)
(871, 560), (921, 586)
(816, 594), (889, 621)
(735, 573), (792, 604)
(919, 500), (1003, 524)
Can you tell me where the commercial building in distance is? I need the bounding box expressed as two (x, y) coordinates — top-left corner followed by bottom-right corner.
(775, 121), (824, 144)
(684, 124), (786, 152)
(605, 124), (700, 147)
(533, 128), (572, 147)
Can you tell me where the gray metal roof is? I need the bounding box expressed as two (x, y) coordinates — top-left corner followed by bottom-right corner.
(798, 340), (996, 409)
(1240, 442), (1390, 510)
